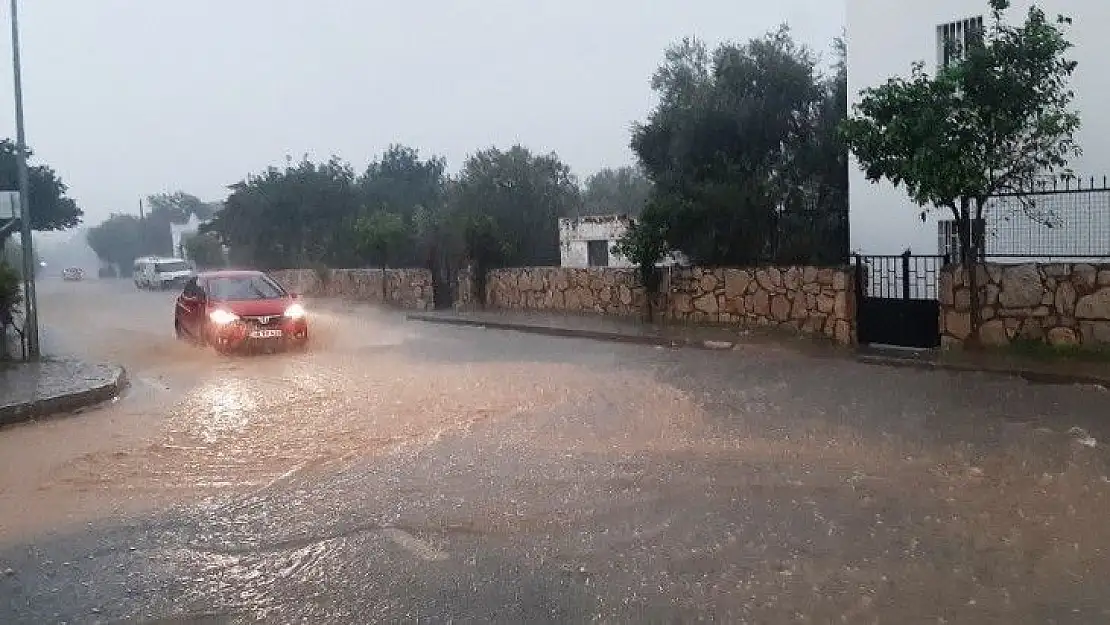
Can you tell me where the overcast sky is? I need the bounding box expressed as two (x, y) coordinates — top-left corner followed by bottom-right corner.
(0, 0), (844, 227)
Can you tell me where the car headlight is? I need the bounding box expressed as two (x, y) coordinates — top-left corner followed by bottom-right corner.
(284, 303), (306, 319)
(209, 309), (239, 325)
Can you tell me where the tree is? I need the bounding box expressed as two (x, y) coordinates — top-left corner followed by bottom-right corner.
(612, 201), (671, 320)
(0, 258), (21, 359)
(357, 145), (449, 270)
(631, 28), (845, 266)
(581, 166), (653, 217)
(452, 145), (581, 268)
(355, 210), (409, 301)
(360, 145), (447, 220)
(203, 156), (361, 269)
(0, 140), (83, 236)
(778, 34), (849, 264)
(183, 231), (225, 269)
(461, 213), (510, 307)
(86, 214), (144, 276)
(841, 0), (1079, 343)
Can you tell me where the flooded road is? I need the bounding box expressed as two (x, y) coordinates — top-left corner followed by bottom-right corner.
(3, 278), (1110, 623)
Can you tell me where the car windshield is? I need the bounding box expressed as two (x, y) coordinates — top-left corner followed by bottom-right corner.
(206, 275), (285, 301)
(156, 261), (190, 273)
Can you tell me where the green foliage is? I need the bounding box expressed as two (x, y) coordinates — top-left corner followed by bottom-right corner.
(182, 231), (225, 269)
(841, 0), (1079, 234)
(86, 214), (144, 276)
(0, 139), (83, 232)
(453, 145), (580, 268)
(0, 260), (21, 328)
(841, 0), (1078, 346)
(360, 145), (447, 221)
(613, 204), (670, 289)
(461, 213), (510, 307)
(631, 28), (848, 266)
(205, 147), (453, 271)
(357, 145), (450, 269)
(354, 210), (409, 268)
(355, 210), (409, 300)
(1004, 338), (1110, 363)
(203, 156), (361, 270)
(581, 166), (653, 217)
(85, 191), (216, 271)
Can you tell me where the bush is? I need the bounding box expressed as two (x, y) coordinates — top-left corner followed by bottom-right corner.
(0, 261), (22, 325)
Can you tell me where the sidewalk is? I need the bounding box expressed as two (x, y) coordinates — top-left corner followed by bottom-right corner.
(0, 359), (128, 427)
(407, 310), (1110, 387)
(407, 310), (825, 351)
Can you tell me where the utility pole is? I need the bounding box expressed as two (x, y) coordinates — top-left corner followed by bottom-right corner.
(138, 198), (145, 255)
(11, 0), (39, 359)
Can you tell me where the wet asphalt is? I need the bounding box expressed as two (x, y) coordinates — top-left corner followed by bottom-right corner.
(2, 278), (1110, 623)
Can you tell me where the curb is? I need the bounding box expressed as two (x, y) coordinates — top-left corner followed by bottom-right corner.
(0, 363), (129, 427)
(409, 314), (1110, 388)
(854, 353), (1110, 388)
(405, 313), (737, 351)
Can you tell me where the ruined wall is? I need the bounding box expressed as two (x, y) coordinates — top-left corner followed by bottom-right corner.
(939, 263), (1110, 348)
(484, 265), (856, 344)
(558, 215), (635, 268)
(271, 268), (433, 310)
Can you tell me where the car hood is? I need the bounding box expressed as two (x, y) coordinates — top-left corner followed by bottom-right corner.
(210, 299), (292, 317)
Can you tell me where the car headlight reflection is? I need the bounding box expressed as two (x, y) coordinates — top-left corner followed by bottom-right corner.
(284, 303), (307, 319)
(209, 309), (239, 325)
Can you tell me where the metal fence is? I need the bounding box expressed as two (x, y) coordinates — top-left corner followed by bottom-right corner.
(851, 254), (949, 301)
(983, 176), (1110, 261)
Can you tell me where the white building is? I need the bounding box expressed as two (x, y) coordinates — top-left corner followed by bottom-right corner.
(558, 215), (689, 268)
(170, 214), (203, 259)
(847, 0), (1110, 258)
(559, 215), (635, 268)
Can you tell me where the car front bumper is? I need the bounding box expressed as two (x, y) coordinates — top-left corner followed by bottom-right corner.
(160, 277), (189, 289)
(209, 318), (309, 352)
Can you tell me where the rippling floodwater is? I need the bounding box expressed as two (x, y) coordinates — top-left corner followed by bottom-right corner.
(6, 280), (1110, 624)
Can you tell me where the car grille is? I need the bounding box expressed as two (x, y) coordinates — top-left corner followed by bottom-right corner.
(242, 315), (283, 327)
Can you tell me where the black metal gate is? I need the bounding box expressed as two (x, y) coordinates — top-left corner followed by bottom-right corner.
(852, 253), (947, 349)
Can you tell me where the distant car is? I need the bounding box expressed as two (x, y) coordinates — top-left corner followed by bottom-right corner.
(62, 267), (84, 281)
(174, 270), (308, 354)
(134, 256), (194, 290)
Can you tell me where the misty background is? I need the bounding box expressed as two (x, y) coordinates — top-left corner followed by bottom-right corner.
(0, 0), (844, 267)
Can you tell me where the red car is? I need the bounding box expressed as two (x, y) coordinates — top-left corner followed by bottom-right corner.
(174, 270), (308, 354)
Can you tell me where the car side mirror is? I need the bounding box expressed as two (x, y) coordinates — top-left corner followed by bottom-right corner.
(290, 292), (300, 300)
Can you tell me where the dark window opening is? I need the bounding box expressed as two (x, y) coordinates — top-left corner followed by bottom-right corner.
(587, 240), (610, 267)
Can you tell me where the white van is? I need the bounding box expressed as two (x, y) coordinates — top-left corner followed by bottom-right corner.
(133, 256), (195, 290)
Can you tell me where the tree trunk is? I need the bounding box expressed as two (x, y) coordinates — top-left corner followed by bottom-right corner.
(381, 263), (388, 304)
(958, 196), (983, 349)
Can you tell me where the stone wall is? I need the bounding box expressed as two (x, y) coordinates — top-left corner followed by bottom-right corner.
(484, 265), (856, 344)
(485, 267), (647, 317)
(664, 266), (855, 344)
(271, 268), (433, 310)
(940, 263), (1110, 348)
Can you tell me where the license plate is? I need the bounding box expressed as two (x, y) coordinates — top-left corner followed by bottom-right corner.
(250, 329), (283, 339)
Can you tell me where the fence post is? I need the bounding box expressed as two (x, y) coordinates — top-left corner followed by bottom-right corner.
(901, 251), (911, 300)
(853, 254), (864, 300)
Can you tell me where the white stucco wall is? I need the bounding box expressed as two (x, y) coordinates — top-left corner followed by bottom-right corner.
(847, 0), (1110, 255)
(559, 215), (635, 268)
(170, 214), (202, 259)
